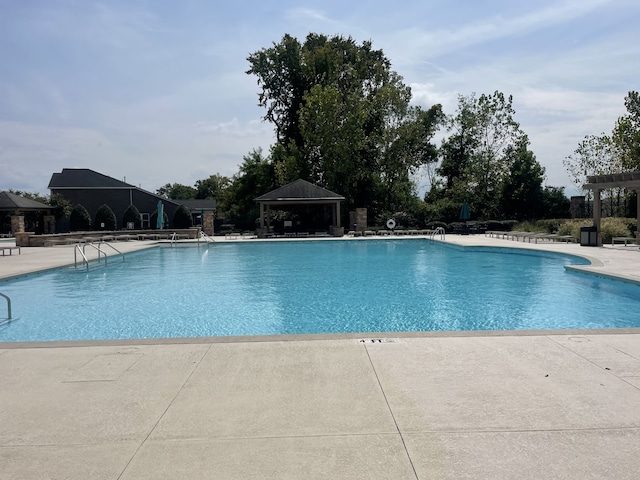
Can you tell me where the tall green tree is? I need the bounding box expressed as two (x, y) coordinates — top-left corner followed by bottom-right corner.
(433, 91), (530, 220)
(225, 148), (276, 229)
(563, 133), (627, 213)
(612, 90), (640, 170)
(195, 174), (231, 200)
(499, 138), (545, 220)
(541, 186), (570, 218)
(156, 183), (197, 200)
(247, 33), (443, 220)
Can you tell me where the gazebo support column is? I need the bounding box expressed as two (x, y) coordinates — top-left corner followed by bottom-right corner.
(259, 203), (265, 229)
(266, 205), (271, 230)
(593, 188), (602, 246)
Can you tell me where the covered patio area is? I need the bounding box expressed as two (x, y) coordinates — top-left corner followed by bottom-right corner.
(254, 179), (345, 237)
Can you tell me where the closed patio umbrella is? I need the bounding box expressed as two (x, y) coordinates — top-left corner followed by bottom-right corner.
(460, 201), (470, 221)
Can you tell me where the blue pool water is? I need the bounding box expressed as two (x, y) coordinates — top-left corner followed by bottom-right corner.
(1, 239), (639, 342)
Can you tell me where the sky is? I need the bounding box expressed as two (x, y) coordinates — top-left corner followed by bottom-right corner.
(1, 0), (638, 198)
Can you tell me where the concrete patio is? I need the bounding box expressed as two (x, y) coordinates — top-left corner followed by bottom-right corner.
(1, 235), (640, 479)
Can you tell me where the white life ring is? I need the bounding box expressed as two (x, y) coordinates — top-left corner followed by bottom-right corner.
(386, 218), (396, 230)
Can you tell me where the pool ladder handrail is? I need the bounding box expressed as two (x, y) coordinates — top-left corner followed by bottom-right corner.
(430, 226), (446, 241)
(74, 241), (124, 270)
(0, 291), (11, 322)
(198, 231), (215, 244)
(93, 241), (125, 262)
(74, 244), (90, 270)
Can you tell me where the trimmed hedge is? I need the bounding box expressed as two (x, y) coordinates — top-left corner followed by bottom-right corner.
(173, 205), (193, 229)
(122, 205), (142, 229)
(94, 204), (117, 231)
(69, 204), (92, 232)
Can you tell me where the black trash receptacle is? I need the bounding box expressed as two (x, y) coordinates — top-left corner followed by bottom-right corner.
(580, 226), (598, 246)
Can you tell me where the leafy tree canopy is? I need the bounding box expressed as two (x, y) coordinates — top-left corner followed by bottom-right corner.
(429, 91), (545, 221)
(157, 183), (197, 200)
(247, 33), (444, 218)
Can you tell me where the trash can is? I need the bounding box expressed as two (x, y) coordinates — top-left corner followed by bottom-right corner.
(580, 226), (598, 246)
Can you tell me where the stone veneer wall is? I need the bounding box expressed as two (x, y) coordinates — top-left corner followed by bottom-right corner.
(10, 216), (25, 234)
(203, 212), (214, 236)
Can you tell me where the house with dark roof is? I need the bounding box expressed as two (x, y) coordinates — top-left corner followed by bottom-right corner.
(48, 169), (215, 230)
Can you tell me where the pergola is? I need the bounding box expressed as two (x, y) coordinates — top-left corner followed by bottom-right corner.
(254, 179), (345, 234)
(582, 172), (640, 245)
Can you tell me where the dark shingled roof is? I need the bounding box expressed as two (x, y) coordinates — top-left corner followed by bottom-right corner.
(0, 191), (52, 211)
(48, 168), (132, 189)
(255, 179), (344, 202)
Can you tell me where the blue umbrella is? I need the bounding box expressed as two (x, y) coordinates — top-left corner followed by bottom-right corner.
(156, 200), (164, 229)
(460, 201), (470, 221)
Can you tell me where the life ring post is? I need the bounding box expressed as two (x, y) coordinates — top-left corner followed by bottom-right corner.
(386, 218), (396, 231)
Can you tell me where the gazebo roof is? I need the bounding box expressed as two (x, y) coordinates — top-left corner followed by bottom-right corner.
(0, 191), (52, 211)
(255, 179), (344, 203)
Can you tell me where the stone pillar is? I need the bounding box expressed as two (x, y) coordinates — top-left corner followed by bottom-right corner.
(43, 215), (56, 234)
(10, 215), (25, 234)
(203, 212), (215, 236)
(355, 208), (367, 232)
(570, 196), (586, 218)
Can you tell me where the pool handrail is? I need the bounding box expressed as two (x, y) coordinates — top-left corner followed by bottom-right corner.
(198, 231), (215, 244)
(0, 291), (11, 322)
(430, 226), (446, 240)
(74, 244), (89, 271)
(95, 241), (124, 262)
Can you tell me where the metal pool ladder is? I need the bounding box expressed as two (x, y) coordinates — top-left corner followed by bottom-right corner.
(430, 226), (446, 241)
(0, 292), (11, 323)
(74, 241), (125, 270)
(198, 231), (215, 244)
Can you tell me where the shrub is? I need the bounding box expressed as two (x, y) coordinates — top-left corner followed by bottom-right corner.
(172, 205), (193, 229)
(122, 205), (142, 229)
(94, 204), (117, 231)
(599, 217), (633, 243)
(69, 204), (92, 232)
(483, 220), (519, 231)
(513, 219), (566, 234)
(556, 219), (591, 240)
(555, 218), (632, 243)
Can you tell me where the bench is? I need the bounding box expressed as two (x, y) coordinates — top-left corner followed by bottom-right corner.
(1, 246), (20, 256)
(612, 236), (636, 246)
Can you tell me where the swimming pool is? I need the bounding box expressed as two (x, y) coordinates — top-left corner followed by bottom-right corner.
(1, 239), (639, 342)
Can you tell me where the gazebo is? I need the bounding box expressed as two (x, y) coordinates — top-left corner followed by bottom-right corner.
(0, 191), (54, 235)
(582, 172), (640, 245)
(254, 179), (345, 236)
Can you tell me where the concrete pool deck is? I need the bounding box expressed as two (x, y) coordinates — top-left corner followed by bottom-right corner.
(2, 235), (640, 479)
